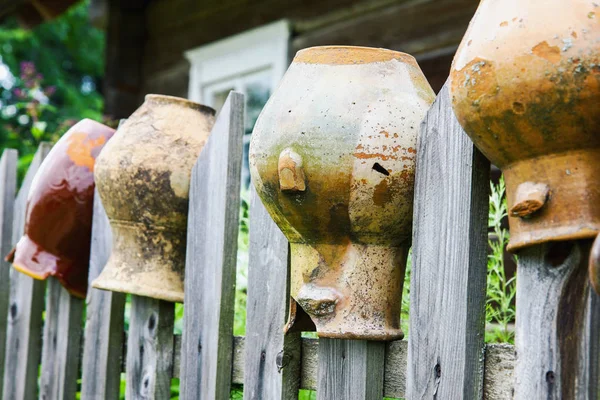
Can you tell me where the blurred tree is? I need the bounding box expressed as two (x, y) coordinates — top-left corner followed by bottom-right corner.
(0, 0), (105, 179)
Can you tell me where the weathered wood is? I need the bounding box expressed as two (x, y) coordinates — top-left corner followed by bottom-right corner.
(514, 241), (600, 399)
(2, 142), (51, 400)
(39, 279), (84, 400)
(243, 187), (301, 400)
(81, 190), (126, 400)
(179, 91), (245, 398)
(291, 0), (475, 57)
(0, 149), (17, 398)
(407, 82), (490, 399)
(484, 344), (515, 400)
(383, 339), (408, 396)
(126, 296), (175, 400)
(142, 0), (475, 78)
(104, 0), (147, 118)
(317, 339), (386, 400)
(115, 335), (516, 398)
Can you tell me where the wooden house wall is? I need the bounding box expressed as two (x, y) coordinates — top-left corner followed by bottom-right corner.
(105, 0), (478, 118)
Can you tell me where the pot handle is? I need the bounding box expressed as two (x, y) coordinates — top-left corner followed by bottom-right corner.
(589, 233), (600, 294)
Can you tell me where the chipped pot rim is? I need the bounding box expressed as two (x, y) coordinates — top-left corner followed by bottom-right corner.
(144, 94), (216, 115)
(293, 45), (418, 67)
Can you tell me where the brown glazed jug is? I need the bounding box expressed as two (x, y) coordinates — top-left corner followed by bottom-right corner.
(250, 46), (434, 340)
(7, 119), (115, 298)
(450, 0), (600, 253)
(92, 95), (215, 303)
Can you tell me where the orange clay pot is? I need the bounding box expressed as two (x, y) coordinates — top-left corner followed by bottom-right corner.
(7, 119), (115, 298)
(250, 46), (434, 340)
(450, 0), (600, 252)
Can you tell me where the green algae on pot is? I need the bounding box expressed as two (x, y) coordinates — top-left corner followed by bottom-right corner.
(449, 0), (600, 253)
(92, 95), (215, 303)
(249, 46), (434, 340)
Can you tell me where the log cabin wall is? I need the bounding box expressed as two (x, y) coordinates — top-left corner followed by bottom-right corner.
(103, 0), (478, 118)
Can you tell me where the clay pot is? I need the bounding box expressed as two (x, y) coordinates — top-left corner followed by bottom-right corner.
(250, 46), (434, 340)
(92, 95), (215, 303)
(450, 0), (600, 251)
(7, 119), (115, 298)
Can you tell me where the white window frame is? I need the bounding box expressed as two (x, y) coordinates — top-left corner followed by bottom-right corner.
(184, 19), (290, 105)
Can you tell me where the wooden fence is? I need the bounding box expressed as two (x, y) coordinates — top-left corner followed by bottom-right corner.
(0, 84), (595, 400)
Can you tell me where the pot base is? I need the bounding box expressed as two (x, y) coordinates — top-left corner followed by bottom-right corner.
(92, 272), (184, 303)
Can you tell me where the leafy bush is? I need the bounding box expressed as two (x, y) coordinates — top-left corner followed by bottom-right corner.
(0, 0), (105, 181)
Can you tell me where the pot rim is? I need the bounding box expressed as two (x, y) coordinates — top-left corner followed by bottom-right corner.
(293, 45), (418, 66)
(144, 94), (216, 116)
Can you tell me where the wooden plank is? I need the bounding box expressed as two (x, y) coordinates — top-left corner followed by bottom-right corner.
(39, 279), (84, 400)
(514, 241), (600, 399)
(142, 0), (475, 77)
(317, 339), (386, 400)
(243, 187), (301, 400)
(2, 142), (52, 400)
(119, 335), (516, 398)
(104, 0), (147, 118)
(407, 82), (490, 399)
(0, 149), (17, 398)
(126, 296), (175, 400)
(483, 344), (515, 400)
(81, 190), (126, 400)
(179, 91), (244, 398)
(291, 0), (475, 56)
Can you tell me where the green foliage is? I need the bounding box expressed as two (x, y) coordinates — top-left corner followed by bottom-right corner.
(0, 0), (105, 180)
(485, 177), (517, 343)
(234, 189), (250, 336)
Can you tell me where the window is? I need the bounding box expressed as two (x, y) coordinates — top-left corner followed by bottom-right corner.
(185, 20), (290, 187)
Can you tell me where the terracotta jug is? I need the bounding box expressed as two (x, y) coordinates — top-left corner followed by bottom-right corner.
(450, 0), (600, 252)
(250, 46), (434, 340)
(7, 119), (115, 298)
(92, 95), (215, 303)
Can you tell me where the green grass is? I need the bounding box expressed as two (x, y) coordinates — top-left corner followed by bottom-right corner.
(485, 177), (517, 344)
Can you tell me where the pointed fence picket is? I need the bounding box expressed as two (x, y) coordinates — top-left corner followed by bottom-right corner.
(2, 143), (51, 400)
(0, 84), (596, 400)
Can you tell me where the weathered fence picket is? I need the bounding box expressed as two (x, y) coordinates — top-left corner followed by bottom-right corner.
(81, 190), (125, 400)
(2, 142), (51, 400)
(180, 91), (245, 398)
(515, 241), (600, 399)
(126, 296), (175, 399)
(317, 339), (386, 400)
(407, 82), (490, 399)
(39, 278), (84, 400)
(0, 149), (17, 398)
(243, 188), (301, 400)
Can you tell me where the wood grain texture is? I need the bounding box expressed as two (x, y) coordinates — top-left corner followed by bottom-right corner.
(39, 278), (84, 400)
(483, 344), (515, 400)
(291, 0), (475, 58)
(2, 142), (51, 400)
(142, 0), (475, 77)
(0, 149), (17, 398)
(243, 188), (301, 400)
(514, 241), (600, 399)
(126, 296), (175, 400)
(81, 190), (126, 400)
(407, 83), (490, 399)
(317, 339), (386, 400)
(179, 91), (244, 399)
(86, 335), (516, 397)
